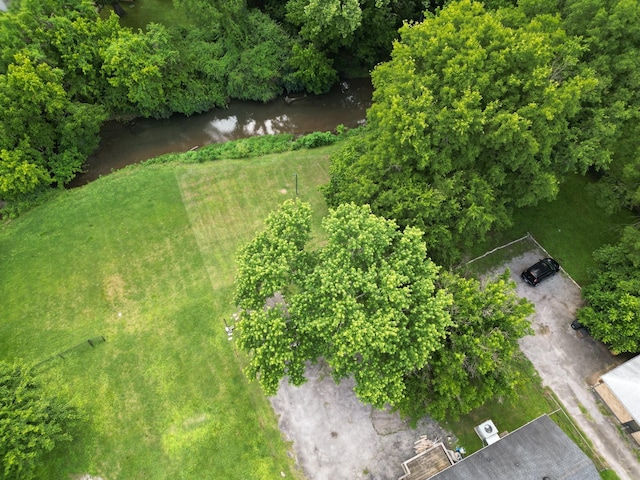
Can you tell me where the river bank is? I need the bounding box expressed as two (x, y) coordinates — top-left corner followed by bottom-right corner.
(70, 78), (372, 186)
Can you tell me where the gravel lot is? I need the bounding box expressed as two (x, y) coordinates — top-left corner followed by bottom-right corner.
(271, 361), (454, 480)
(270, 246), (640, 480)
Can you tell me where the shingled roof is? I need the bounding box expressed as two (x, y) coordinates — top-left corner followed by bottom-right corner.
(427, 415), (599, 480)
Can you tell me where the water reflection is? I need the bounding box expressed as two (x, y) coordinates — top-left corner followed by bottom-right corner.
(71, 78), (373, 186)
(205, 115), (238, 142)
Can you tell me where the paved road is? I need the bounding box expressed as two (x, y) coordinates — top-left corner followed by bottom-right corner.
(497, 250), (640, 480)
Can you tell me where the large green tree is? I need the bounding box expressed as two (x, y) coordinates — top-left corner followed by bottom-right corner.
(0, 53), (106, 197)
(100, 23), (179, 118)
(285, 0), (365, 46)
(400, 271), (534, 420)
(235, 200), (533, 416)
(0, 362), (79, 480)
(173, 0), (292, 104)
(324, 0), (600, 265)
(558, 0), (640, 213)
(258, 0), (421, 91)
(0, 0), (119, 102)
(577, 225), (640, 354)
(235, 200), (452, 407)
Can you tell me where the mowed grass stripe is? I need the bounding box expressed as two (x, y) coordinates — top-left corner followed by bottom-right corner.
(0, 161), (313, 478)
(175, 149), (333, 293)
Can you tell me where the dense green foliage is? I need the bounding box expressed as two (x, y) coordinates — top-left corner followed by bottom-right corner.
(264, 0), (419, 76)
(0, 362), (78, 479)
(236, 200), (453, 406)
(401, 271), (534, 420)
(235, 200), (533, 417)
(553, 0), (640, 353)
(0, 61), (105, 197)
(2, 0), (638, 216)
(324, 0), (602, 265)
(560, 0), (640, 213)
(145, 130), (341, 167)
(577, 225), (640, 354)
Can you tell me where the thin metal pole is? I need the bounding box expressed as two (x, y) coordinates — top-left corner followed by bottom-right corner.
(294, 173), (298, 198)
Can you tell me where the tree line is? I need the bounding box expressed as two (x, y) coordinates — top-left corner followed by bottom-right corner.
(3, 0), (636, 219)
(0, 0), (431, 201)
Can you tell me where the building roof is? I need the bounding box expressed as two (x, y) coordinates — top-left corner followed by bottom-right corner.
(601, 354), (640, 423)
(427, 415), (599, 480)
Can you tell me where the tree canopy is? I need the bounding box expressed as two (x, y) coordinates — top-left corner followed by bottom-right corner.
(323, 0), (601, 265)
(0, 362), (79, 480)
(236, 200), (452, 406)
(235, 200), (533, 418)
(2, 0), (638, 209)
(0, 0), (295, 197)
(0, 52), (106, 198)
(577, 225), (640, 354)
(400, 271), (534, 420)
(561, 0), (640, 213)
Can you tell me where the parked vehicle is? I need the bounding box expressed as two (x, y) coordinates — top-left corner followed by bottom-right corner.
(521, 257), (560, 286)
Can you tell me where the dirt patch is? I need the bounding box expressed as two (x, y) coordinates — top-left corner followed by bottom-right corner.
(536, 323), (551, 335)
(271, 361), (453, 480)
(103, 274), (125, 305)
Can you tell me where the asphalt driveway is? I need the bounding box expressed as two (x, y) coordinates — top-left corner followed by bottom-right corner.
(496, 249), (640, 480)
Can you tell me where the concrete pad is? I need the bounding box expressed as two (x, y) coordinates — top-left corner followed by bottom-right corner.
(271, 361), (454, 480)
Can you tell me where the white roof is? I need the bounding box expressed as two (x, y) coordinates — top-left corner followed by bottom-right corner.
(602, 354), (640, 423)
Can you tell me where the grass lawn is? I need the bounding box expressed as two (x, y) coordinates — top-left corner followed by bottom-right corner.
(101, 0), (189, 31)
(471, 173), (636, 286)
(0, 146), (336, 479)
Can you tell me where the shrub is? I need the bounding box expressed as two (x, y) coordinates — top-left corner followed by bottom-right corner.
(0, 362), (79, 480)
(292, 131), (337, 149)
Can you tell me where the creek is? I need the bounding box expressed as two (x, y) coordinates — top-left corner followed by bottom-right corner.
(70, 78), (373, 186)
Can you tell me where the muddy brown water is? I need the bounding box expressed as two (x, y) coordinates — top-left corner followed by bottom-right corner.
(70, 78), (372, 187)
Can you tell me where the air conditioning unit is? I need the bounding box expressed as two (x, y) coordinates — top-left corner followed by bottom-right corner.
(474, 420), (501, 446)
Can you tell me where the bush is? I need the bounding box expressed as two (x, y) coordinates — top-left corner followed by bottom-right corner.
(292, 131), (337, 149)
(0, 189), (60, 221)
(146, 130), (346, 168)
(0, 362), (79, 479)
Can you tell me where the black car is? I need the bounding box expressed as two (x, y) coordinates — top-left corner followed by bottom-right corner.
(521, 257), (560, 286)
